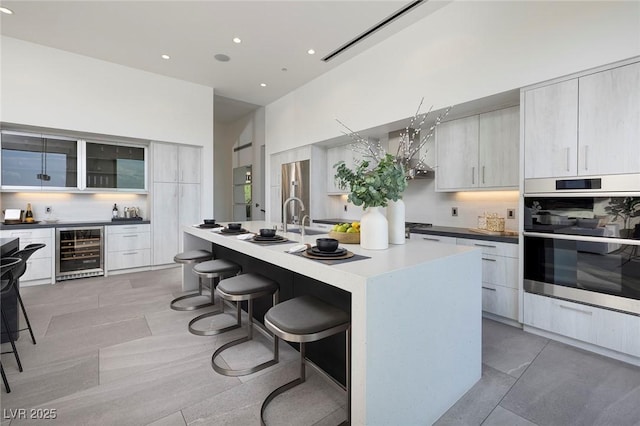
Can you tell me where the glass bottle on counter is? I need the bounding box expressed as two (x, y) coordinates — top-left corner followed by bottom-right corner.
(24, 203), (34, 223)
(112, 204), (119, 219)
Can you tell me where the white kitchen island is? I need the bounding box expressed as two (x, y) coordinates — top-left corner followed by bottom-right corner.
(182, 221), (482, 425)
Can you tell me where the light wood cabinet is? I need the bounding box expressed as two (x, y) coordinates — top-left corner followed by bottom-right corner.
(457, 238), (519, 321)
(179, 183), (201, 227)
(107, 224), (151, 271)
(524, 60), (640, 179)
(152, 182), (179, 265)
(178, 146), (201, 184)
(152, 143), (201, 183)
(436, 106), (519, 191)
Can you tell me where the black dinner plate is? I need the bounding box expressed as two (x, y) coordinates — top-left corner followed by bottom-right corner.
(307, 246), (347, 257)
(253, 235), (285, 242)
(197, 223), (221, 229)
(221, 227), (248, 234)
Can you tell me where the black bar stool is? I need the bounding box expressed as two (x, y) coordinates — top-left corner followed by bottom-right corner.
(170, 250), (214, 311)
(188, 259), (242, 336)
(1, 256), (23, 393)
(10, 243), (47, 344)
(260, 295), (351, 426)
(211, 273), (280, 377)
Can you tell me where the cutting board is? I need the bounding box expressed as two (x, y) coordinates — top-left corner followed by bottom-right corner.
(469, 228), (518, 236)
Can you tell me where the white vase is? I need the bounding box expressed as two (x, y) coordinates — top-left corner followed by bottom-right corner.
(387, 199), (406, 245)
(360, 206), (388, 250)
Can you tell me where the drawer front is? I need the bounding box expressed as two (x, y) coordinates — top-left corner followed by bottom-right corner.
(415, 234), (457, 245)
(107, 224), (150, 235)
(16, 237), (53, 259)
(457, 238), (518, 258)
(21, 257), (52, 281)
(481, 254), (518, 288)
(524, 293), (597, 343)
(1, 228), (53, 240)
(481, 283), (518, 320)
(595, 308), (640, 357)
(108, 232), (151, 252)
(108, 249), (151, 270)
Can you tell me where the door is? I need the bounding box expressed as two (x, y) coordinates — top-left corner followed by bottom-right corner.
(436, 115), (478, 190)
(523, 79), (579, 178)
(478, 106), (519, 188)
(578, 61), (640, 176)
(152, 182), (179, 265)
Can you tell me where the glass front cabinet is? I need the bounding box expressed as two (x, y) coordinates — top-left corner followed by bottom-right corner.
(1, 130), (147, 192)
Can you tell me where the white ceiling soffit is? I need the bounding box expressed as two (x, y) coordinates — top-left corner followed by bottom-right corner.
(0, 1), (448, 107)
(214, 95), (260, 124)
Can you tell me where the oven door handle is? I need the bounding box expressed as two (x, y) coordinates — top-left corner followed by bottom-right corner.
(523, 231), (640, 245)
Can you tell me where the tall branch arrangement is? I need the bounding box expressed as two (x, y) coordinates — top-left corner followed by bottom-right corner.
(335, 98), (452, 179)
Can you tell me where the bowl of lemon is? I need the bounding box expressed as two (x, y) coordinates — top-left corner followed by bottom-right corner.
(328, 222), (360, 244)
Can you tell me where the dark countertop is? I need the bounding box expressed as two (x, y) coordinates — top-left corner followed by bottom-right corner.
(314, 218), (518, 244)
(0, 220), (150, 230)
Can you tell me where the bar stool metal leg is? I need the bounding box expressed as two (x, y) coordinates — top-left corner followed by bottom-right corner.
(1, 309), (22, 372)
(1, 362), (10, 393)
(15, 289), (36, 344)
(170, 275), (216, 311)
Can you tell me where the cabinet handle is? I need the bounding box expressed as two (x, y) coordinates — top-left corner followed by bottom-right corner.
(482, 286), (497, 291)
(123, 235), (138, 238)
(584, 145), (589, 171)
(482, 166), (485, 184)
(559, 304), (593, 315)
(482, 257), (497, 262)
(474, 243), (496, 248)
(123, 252), (138, 256)
(566, 147), (570, 172)
(472, 167), (475, 184)
(423, 237), (441, 242)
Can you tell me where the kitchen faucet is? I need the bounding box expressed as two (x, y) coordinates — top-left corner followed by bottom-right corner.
(300, 215), (311, 238)
(282, 196), (306, 232)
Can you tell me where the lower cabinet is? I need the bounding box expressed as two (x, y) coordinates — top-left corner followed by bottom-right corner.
(524, 292), (640, 358)
(457, 238), (519, 321)
(0, 228), (54, 285)
(107, 224), (151, 271)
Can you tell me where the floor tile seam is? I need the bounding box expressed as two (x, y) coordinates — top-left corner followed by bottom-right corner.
(483, 339), (552, 426)
(44, 315), (148, 339)
(179, 410), (188, 426)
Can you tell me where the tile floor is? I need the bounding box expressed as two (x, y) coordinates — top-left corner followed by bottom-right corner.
(1, 268), (639, 425)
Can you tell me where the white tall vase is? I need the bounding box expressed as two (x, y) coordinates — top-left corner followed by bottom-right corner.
(387, 198), (406, 245)
(360, 206), (388, 250)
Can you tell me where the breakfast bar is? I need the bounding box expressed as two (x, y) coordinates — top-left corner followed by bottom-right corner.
(182, 221), (482, 425)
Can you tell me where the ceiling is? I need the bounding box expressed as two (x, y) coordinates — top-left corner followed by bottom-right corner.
(1, 0), (448, 122)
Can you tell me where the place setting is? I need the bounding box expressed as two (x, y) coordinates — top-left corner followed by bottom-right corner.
(215, 222), (250, 235)
(287, 238), (370, 264)
(194, 219), (222, 229)
(246, 228), (291, 244)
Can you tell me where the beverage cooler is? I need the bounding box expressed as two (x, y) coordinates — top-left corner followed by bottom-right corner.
(56, 226), (104, 281)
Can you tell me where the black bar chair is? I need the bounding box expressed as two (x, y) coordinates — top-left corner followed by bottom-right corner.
(1, 256), (23, 393)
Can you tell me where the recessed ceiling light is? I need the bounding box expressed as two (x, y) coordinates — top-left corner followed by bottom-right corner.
(0, 7), (13, 14)
(161, 54), (170, 60)
(260, 83), (267, 87)
(233, 37), (241, 44)
(214, 54), (231, 62)
(307, 49), (316, 55)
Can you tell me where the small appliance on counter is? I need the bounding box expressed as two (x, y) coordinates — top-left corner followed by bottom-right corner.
(2, 208), (23, 224)
(111, 206), (143, 221)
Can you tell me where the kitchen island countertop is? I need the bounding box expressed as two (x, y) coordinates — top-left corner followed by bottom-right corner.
(182, 221), (482, 425)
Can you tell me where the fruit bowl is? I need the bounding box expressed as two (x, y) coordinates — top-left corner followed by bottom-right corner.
(328, 230), (360, 244)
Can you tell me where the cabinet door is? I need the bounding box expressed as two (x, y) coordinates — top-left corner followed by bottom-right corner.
(152, 182), (179, 265)
(152, 143), (178, 182)
(578, 62), (640, 176)
(86, 142), (145, 190)
(327, 146), (348, 194)
(179, 146), (201, 183)
(523, 79), (578, 178)
(479, 107), (519, 188)
(436, 115), (479, 190)
(179, 183), (201, 227)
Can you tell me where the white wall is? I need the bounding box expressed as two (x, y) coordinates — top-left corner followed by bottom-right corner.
(265, 1), (640, 224)
(1, 36), (215, 217)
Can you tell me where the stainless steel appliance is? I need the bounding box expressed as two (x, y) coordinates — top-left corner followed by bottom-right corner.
(56, 226), (104, 281)
(523, 174), (640, 315)
(281, 160), (310, 226)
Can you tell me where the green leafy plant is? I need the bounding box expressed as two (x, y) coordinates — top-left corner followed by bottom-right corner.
(334, 154), (408, 209)
(605, 197), (640, 230)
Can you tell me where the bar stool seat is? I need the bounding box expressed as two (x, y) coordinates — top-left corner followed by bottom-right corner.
(170, 250), (214, 311)
(211, 273), (280, 377)
(188, 259), (241, 336)
(260, 295), (351, 426)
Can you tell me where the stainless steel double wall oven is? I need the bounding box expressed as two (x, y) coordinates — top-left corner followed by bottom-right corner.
(523, 174), (640, 315)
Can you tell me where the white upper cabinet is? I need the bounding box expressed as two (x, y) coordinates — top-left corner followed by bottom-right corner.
(178, 145), (201, 183)
(478, 106), (520, 188)
(578, 61), (640, 176)
(152, 143), (179, 182)
(436, 115), (479, 190)
(524, 60), (640, 179)
(436, 106), (519, 191)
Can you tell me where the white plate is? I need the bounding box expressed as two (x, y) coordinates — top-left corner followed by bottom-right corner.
(43, 219), (59, 223)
